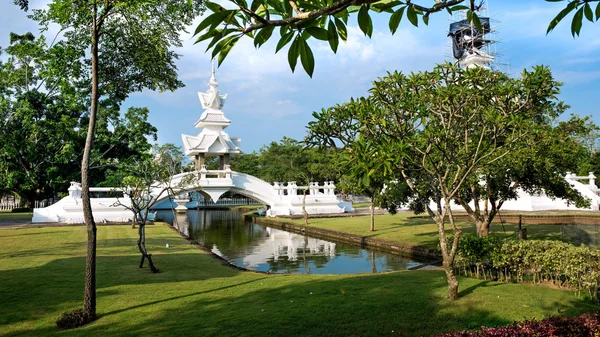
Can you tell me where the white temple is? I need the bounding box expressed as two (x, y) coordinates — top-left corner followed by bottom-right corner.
(181, 62), (241, 171)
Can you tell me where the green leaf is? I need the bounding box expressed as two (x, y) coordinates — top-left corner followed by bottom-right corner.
(389, 7), (405, 34)
(362, 173), (370, 187)
(267, 0), (284, 13)
(327, 20), (339, 53)
(250, 0), (261, 12)
(211, 35), (238, 59)
(254, 26), (274, 48)
(205, 31), (224, 52)
(276, 31), (294, 53)
(422, 14), (429, 26)
(194, 29), (219, 44)
(335, 17), (348, 41)
(205, 1), (226, 13)
(449, 5), (469, 12)
(596, 2), (600, 21)
(571, 7), (584, 36)
(358, 6), (373, 37)
(306, 26), (329, 41)
(334, 9), (349, 24)
(193, 10), (232, 36)
(471, 12), (482, 32)
(547, 1), (578, 34)
(218, 36), (241, 66)
(288, 35), (300, 73)
(584, 3), (594, 22)
(298, 38), (315, 77)
(407, 6), (418, 27)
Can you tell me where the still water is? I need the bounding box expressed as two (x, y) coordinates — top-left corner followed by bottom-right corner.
(157, 209), (431, 274)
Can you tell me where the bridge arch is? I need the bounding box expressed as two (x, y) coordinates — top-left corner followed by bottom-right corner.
(151, 171), (277, 207)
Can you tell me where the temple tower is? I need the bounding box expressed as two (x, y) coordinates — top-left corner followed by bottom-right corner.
(181, 62), (241, 171)
(448, 1), (495, 69)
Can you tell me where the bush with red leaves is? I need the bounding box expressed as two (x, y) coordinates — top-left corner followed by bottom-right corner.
(433, 312), (600, 336)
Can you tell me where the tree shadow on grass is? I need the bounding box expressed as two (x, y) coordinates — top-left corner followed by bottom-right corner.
(4, 271), (597, 337)
(0, 251), (242, 329)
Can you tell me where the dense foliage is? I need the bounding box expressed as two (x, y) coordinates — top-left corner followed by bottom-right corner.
(434, 312), (600, 337)
(229, 137), (343, 184)
(0, 33), (159, 206)
(456, 234), (600, 301)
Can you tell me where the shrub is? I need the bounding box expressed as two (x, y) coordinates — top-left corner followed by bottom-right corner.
(433, 312), (600, 336)
(56, 309), (91, 329)
(456, 236), (600, 301)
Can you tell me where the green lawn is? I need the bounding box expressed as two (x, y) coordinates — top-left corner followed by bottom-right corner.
(0, 212), (32, 221)
(0, 225), (597, 337)
(268, 213), (600, 249)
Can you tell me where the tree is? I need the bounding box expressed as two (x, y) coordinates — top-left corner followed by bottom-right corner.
(0, 31), (161, 208)
(455, 116), (591, 237)
(308, 63), (567, 300)
(192, 0), (600, 76)
(337, 138), (393, 231)
(111, 144), (189, 273)
(0, 90), (80, 207)
(18, 0), (203, 325)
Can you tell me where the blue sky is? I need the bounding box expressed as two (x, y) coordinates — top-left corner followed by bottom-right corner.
(1, 0), (599, 152)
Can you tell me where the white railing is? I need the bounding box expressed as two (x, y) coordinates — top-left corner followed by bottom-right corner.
(200, 165), (232, 179)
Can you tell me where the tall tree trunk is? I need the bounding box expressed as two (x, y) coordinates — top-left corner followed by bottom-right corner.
(444, 264), (459, 300)
(137, 223), (159, 273)
(369, 200), (375, 232)
(82, 19), (100, 321)
(476, 219), (490, 237)
(435, 203), (462, 301)
(302, 189), (308, 226)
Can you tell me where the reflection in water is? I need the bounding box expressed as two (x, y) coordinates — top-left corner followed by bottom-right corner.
(158, 209), (428, 274)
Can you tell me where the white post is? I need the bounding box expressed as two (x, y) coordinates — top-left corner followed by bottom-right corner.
(565, 172), (572, 182)
(225, 164), (232, 179)
(68, 182), (82, 199)
(286, 182), (293, 196)
(589, 172), (596, 187)
(329, 181), (336, 196)
(200, 165), (207, 180)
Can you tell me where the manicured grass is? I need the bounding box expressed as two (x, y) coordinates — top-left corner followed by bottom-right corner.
(269, 213), (600, 249)
(0, 212), (32, 221)
(0, 225), (597, 337)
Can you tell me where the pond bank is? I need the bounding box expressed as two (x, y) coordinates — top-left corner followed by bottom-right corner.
(249, 215), (440, 260)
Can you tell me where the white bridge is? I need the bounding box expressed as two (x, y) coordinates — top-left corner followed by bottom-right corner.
(31, 169), (352, 223)
(155, 168), (352, 217)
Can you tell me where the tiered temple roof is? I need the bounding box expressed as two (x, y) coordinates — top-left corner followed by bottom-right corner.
(181, 63), (240, 157)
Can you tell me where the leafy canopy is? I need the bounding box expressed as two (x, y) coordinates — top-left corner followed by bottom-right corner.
(192, 0), (599, 76)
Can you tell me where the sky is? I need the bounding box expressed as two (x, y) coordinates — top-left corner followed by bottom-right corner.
(1, 0), (599, 153)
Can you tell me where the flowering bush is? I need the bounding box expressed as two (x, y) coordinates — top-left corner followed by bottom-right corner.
(434, 312), (600, 336)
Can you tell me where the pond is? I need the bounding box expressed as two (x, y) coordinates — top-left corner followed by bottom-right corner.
(156, 209), (433, 274)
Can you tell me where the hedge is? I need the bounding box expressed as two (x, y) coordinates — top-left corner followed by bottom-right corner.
(456, 235), (600, 301)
